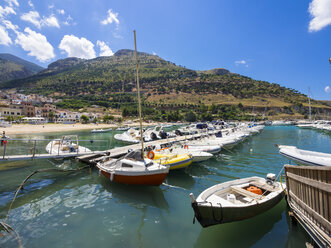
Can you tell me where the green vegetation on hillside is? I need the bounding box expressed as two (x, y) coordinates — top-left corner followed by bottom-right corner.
(0, 49), (330, 120)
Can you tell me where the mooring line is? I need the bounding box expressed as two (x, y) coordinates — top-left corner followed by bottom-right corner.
(0, 164), (91, 248)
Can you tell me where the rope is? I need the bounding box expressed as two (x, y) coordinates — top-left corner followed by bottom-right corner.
(0, 164), (90, 247)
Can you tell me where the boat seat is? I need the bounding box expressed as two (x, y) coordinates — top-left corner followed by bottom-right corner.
(230, 186), (264, 200)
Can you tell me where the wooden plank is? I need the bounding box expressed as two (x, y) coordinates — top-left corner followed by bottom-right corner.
(230, 186), (265, 200)
(286, 172), (331, 193)
(285, 164), (331, 171)
(289, 191), (331, 233)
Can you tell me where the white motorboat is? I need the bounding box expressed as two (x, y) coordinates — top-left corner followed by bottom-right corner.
(189, 174), (285, 227)
(91, 128), (112, 133)
(278, 145), (331, 167)
(46, 135), (91, 155)
(114, 128), (140, 144)
(116, 126), (131, 131)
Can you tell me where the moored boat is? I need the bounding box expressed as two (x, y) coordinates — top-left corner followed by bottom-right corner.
(148, 151), (193, 170)
(91, 128), (112, 133)
(278, 145), (331, 167)
(96, 150), (169, 185)
(189, 174), (285, 227)
(46, 135), (91, 155)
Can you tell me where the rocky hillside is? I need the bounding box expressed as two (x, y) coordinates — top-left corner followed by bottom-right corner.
(0, 50), (330, 120)
(0, 53), (44, 83)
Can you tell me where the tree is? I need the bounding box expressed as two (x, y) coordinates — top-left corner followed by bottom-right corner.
(185, 111), (197, 122)
(103, 114), (114, 123)
(49, 111), (55, 122)
(80, 115), (89, 124)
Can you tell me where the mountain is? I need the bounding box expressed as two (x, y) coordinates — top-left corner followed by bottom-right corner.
(0, 53), (44, 83)
(0, 49), (330, 120)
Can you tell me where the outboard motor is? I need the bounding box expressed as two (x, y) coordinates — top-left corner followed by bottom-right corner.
(175, 129), (182, 136)
(215, 131), (223, 138)
(266, 173), (276, 185)
(150, 132), (158, 140)
(159, 131), (168, 139)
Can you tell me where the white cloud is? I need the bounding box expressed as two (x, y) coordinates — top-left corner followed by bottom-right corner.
(21, 11), (60, 28)
(43, 15), (60, 28)
(15, 27), (55, 62)
(325, 86), (331, 93)
(59, 35), (96, 59)
(21, 11), (41, 28)
(235, 60), (248, 67)
(5, 0), (19, 7)
(97, 40), (113, 56)
(0, 25), (12, 45)
(57, 9), (65, 15)
(48, 4), (54, 9)
(63, 15), (74, 26)
(101, 9), (119, 25)
(0, 5), (16, 18)
(3, 20), (18, 32)
(28, 0), (34, 8)
(308, 0), (331, 32)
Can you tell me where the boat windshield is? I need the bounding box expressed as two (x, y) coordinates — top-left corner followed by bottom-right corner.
(124, 150), (145, 161)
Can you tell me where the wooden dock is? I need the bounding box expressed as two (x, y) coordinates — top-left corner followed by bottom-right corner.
(77, 129), (225, 164)
(0, 151), (105, 161)
(284, 164), (331, 247)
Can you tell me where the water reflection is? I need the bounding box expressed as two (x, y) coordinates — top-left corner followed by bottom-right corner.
(99, 177), (169, 211)
(164, 170), (195, 190)
(194, 200), (285, 247)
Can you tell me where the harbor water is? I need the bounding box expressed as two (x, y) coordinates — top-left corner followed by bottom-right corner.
(0, 126), (330, 247)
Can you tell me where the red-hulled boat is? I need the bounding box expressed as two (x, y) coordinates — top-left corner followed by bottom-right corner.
(96, 150), (169, 186)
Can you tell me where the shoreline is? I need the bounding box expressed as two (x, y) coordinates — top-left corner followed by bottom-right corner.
(1, 122), (157, 135)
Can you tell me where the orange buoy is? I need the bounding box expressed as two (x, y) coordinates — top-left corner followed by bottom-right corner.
(184, 145), (189, 149)
(246, 186), (262, 195)
(147, 150), (155, 160)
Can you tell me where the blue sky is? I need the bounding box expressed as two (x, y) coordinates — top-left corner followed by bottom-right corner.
(0, 0), (330, 100)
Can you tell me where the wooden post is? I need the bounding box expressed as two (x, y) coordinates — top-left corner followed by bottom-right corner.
(33, 140), (36, 158)
(3, 140), (6, 159)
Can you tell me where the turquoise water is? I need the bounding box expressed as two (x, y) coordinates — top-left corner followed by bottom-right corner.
(0, 126), (330, 247)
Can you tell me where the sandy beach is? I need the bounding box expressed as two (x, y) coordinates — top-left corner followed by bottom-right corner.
(0, 122), (161, 135)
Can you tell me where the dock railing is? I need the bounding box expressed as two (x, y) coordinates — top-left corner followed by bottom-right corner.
(284, 164), (331, 247)
(0, 138), (108, 161)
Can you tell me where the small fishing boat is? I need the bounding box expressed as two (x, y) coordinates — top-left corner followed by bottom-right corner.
(147, 151), (193, 170)
(91, 128), (112, 133)
(278, 145), (331, 167)
(46, 135), (91, 154)
(97, 30), (170, 186)
(189, 174), (285, 227)
(96, 150), (169, 185)
(153, 146), (213, 162)
(116, 126), (130, 131)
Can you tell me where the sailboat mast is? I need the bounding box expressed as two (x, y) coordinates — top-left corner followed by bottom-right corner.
(308, 87), (312, 122)
(133, 30), (145, 158)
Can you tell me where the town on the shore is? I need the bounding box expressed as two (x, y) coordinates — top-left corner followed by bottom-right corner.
(0, 90), (113, 125)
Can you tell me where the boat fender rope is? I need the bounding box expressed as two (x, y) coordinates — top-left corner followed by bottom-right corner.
(210, 202), (223, 223)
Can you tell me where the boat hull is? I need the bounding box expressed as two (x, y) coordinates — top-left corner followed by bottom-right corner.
(100, 170), (168, 186)
(193, 191), (284, 227)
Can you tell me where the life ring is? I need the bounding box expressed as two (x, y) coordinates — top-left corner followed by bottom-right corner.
(147, 150), (155, 160)
(184, 145), (189, 149)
